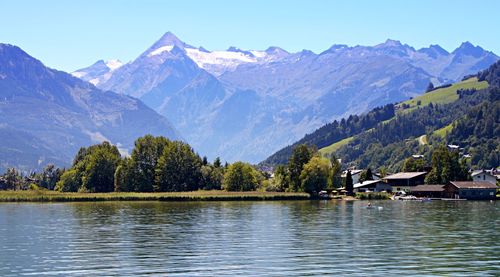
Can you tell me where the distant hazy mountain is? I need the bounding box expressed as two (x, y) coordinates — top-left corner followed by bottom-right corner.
(72, 59), (123, 86)
(75, 32), (498, 163)
(0, 44), (180, 172)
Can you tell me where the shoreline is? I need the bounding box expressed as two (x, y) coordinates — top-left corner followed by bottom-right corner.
(0, 190), (311, 202)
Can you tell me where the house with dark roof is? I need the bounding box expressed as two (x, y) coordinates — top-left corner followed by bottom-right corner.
(383, 172), (427, 191)
(444, 181), (497, 200)
(410, 185), (445, 198)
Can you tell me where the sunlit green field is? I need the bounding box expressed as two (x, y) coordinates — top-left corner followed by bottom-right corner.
(319, 136), (354, 157)
(397, 77), (488, 113)
(432, 122), (454, 138)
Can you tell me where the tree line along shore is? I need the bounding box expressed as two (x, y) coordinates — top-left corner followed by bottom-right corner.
(1, 131), (495, 202)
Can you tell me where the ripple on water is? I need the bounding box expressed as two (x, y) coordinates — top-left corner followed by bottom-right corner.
(0, 200), (498, 276)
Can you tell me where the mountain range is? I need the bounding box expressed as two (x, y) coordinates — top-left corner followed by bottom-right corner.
(0, 44), (180, 172)
(73, 32), (498, 163)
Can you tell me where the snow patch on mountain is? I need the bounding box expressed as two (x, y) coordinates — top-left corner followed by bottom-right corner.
(184, 48), (288, 76)
(148, 45), (175, 57)
(105, 59), (123, 70)
(72, 71), (87, 78)
(185, 48), (257, 75)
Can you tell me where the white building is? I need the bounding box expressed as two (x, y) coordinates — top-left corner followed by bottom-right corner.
(471, 170), (497, 184)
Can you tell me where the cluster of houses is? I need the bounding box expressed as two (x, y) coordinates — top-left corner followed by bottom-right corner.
(347, 169), (499, 200)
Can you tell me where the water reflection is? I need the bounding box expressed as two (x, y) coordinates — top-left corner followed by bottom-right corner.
(0, 201), (498, 276)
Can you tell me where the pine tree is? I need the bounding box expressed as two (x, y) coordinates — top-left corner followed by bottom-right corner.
(345, 170), (353, 195)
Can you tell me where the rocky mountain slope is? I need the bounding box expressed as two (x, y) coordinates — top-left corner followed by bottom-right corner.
(0, 44), (180, 172)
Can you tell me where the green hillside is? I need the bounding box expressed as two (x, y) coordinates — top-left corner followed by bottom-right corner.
(317, 77), (488, 155)
(433, 123), (454, 138)
(319, 137), (354, 156)
(397, 77), (488, 113)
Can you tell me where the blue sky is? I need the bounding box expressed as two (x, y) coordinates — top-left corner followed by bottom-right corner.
(1, 0), (499, 72)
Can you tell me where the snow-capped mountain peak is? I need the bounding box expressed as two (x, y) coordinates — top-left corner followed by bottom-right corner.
(141, 31), (194, 59)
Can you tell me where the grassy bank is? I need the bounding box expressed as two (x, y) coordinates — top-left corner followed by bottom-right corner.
(0, 190), (311, 202)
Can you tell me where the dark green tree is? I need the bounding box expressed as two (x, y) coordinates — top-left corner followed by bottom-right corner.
(425, 145), (469, 184)
(214, 157), (222, 168)
(81, 142), (121, 192)
(200, 164), (224, 190)
(402, 157), (426, 172)
(155, 141), (202, 192)
(425, 82), (434, 92)
(114, 158), (133, 192)
(288, 144), (315, 192)
(129, 135), (171, 192)
(359, 168), (374, 183)
(344, 170), (353, 195)
(273, 165), (290, 192)
(56, 142), (120, 192)
(329, 154), (342, 188)
(55, 169), (80, 192)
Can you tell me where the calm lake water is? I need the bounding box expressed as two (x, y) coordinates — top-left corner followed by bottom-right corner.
(0, 200), (498, 276)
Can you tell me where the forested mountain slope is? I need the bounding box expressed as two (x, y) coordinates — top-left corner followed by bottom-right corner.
(263, 61), (500, 171)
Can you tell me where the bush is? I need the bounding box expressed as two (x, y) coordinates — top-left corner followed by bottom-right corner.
(355, 192), (391, 200)
(223, 162), (260, 191)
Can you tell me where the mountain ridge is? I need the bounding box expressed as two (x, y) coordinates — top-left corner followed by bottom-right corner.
(73, 32), (499, 163)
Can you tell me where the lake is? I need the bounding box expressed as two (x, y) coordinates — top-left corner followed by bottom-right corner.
(0, 200), (498, 276)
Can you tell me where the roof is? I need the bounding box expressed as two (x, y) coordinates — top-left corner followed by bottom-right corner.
(449, 181), (498, 189)
(341, 169), (363, 177)
(384, 172), (427, 180)
(471, 170), (494, 177)
(411, 185), (445, 192)
(353, 179), (383, 189)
